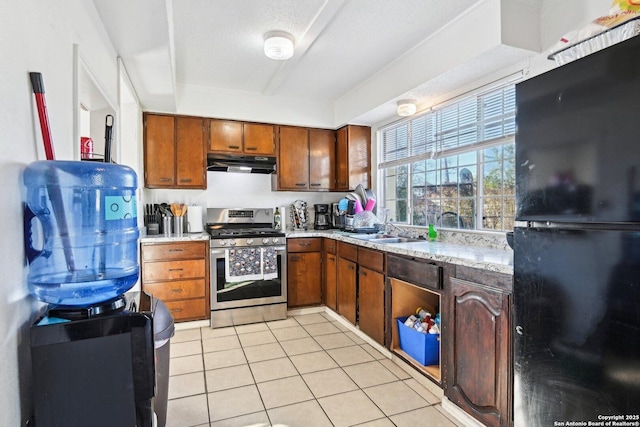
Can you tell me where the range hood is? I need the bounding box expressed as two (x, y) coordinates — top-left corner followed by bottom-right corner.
(207, 154), (276, 174)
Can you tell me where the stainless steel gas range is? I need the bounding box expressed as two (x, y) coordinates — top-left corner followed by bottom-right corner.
(206, 208), (287, 328)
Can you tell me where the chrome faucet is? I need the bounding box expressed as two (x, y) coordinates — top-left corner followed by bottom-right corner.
(385, 222), (409, 237)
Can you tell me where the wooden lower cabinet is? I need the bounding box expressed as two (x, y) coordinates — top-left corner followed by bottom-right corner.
(323, 239), (337, 311)
(357, 266), (384, 345)
(141, 241), (209, 322)
(336, 257), (357, 324)
(445, 269), (513, 427)
(287, 238), (322, 307)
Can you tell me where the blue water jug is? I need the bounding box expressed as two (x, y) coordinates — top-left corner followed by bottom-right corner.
(24, 161), (139, 306)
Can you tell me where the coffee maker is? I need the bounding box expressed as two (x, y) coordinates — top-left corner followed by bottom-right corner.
(314, 204), (331, 230)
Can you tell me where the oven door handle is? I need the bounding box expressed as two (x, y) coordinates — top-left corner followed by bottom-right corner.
(210, 246), (286, 255)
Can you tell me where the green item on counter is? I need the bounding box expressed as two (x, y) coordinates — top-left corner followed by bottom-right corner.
(428, 224), (437, 241)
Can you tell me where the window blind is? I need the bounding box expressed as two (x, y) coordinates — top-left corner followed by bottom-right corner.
(380, 84), (516, 169)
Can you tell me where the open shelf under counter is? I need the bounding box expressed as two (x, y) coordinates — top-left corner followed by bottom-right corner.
(389, 277), (441, 384)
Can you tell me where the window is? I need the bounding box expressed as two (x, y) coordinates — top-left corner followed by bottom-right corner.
(380, 83), (516, 231)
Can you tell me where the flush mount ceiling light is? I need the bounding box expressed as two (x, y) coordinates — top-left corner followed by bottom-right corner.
(397, 99), (417, 117)
(264, 32), (294, 60)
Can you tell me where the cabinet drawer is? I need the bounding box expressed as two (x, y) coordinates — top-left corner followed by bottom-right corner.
(358, 247), (384, 273)
(387, 254), (442, 291)
(164, 298), (207, 321)
(143, 259), (205, 282)
(287, 238), (321, 252)
(324, 238), (336, 254)
(142, 241), (206, 261)
(142, 279), (206, 301)
(337, 241), (358, 262)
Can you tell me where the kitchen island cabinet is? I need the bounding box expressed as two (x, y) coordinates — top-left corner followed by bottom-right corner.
(444, 266), (513, 427)
(287, 238), (322, 307)
(144, 113), (206, 189)
(140, 240), (209, 322)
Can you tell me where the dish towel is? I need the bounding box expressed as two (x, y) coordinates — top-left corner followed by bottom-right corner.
(225, 248), (264, 283)
(262, 247), (278, 280)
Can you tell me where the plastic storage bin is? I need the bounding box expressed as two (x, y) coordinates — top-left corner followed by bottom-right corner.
(24, 160), (139, 306)
(396, 316), (440, 366)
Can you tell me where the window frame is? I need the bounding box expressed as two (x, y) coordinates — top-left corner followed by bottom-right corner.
(377, 79), (519, 232)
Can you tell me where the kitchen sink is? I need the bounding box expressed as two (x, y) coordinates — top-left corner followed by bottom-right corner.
(349, 234), (423, 244)
(373, 237), (423, 244)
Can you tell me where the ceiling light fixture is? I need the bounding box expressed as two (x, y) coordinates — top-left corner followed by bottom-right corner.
(397, 100), (417, 117)
(264, 32), (294, 61)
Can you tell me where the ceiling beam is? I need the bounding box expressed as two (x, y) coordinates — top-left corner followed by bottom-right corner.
(261, 0), (346, 95)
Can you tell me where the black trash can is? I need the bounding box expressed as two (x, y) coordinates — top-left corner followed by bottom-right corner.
(151, 297), (175, 427)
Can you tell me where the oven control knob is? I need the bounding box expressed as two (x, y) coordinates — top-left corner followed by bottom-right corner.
(263, 238), (270, 244)
(218, 239), (227, 246)
(229, 239), (236, 246)
(246, 239), (254, 245)
(272, 237), (280, 244)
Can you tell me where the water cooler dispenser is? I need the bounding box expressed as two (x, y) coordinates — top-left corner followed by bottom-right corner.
(24, 161), (174, 427)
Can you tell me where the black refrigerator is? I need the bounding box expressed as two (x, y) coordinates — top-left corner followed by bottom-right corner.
(514, 35), (640, 425)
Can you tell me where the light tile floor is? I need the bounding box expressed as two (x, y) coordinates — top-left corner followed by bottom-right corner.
(166, 312), (465, 427)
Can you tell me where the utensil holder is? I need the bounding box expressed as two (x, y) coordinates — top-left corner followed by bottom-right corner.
(173, 216), (184, 236)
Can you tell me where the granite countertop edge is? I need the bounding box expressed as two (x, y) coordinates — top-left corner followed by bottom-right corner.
(286, 229), (514, 275)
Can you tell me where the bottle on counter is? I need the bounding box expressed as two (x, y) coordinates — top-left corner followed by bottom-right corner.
(274, 207), (282, 230)
(428, 224), (438, 241)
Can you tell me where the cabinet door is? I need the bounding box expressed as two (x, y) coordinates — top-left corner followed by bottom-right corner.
(335, 127), (349, 191)
(358, 266), (384, 345)
(144, 114), (175, 187)
(337, 257), (357, 324)
(244, 123), (275, 155)
(346, 125), (371, 190)
(324, 253), (337, 311)
(446, 278), (511, 427)
(278, 126), (309, 190)
(287, 252), (322, 307)
(176, 116), (206, 188)
(309, 128), (335, 191)
(209, 119), (242, 153)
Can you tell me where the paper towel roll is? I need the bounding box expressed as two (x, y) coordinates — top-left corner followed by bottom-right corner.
(187, 205), (203, 233)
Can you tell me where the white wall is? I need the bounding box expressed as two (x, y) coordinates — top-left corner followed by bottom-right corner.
(0, 1), (120, 425)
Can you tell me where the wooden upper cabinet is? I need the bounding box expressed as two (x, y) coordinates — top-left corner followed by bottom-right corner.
(209, 119), (242, 153)
(144, 113), (206, 189)
(145, 114), (176, 187)
(176, 117), (206, 188)
(278, 126), (310, 190)
(209, 120), (275, 155)
(336, 124), (371, 191)
(309, 128), (336, 190)
(244, 123), (275, 155)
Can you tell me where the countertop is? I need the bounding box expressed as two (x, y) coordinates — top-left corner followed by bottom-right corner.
(138, 229), (513, 275)
(286, 229), (513, 275)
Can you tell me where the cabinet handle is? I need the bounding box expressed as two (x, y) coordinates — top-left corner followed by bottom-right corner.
(328, 255), (335, 261)
(299, 242), (311, 246)
(170, 288), (183, 293)
(168, 249), (184, 252)
(310, 183), (321, 187)
(169, 268), (184, 272)
(348, 265), (354, 270)
(160, 177), (172, 182)
(228, 145), (240, 149)
(359, 270), (367, 276)
(245, 146), (257, 151)
(170, 308), (183, 313)
(179, 178), (193, 183)
(290, 255), (301, 261)
(295, 183), (306, 187)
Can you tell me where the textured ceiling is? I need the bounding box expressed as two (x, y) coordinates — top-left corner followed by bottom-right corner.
(94, 0), (543, 126)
